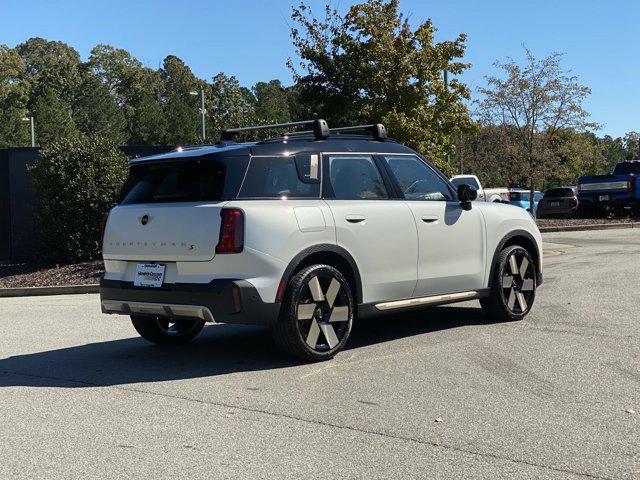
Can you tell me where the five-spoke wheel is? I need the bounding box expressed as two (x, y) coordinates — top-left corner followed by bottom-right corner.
(271, 264), (354, 361)
(481, 245), (537, 321)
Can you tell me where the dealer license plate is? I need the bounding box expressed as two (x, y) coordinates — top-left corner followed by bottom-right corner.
(599, 195), (609, 201)
(134, 263), (166, 288)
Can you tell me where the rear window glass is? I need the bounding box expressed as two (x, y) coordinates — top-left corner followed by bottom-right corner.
(328, 155), (388, 199)
(614, 162), (640, 175)
(119, 157), (248, 205)
(238, 156), (319, 198)
(544, 188), (574, 198)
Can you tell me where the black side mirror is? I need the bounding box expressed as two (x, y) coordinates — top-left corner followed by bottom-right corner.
(457, 184), (477, 210)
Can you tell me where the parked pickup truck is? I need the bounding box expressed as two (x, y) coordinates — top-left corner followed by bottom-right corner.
(450, 175), (510, 203)
(577, 161), (640, 217)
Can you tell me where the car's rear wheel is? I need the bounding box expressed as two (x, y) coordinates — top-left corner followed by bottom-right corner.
(271, 264), (354, 362)
(130, 315), (204, 345)
(480, 245), (537, 321)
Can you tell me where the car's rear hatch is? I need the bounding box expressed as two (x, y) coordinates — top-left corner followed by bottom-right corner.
(102, 148), (250, 262)
(103, 202), (227, 262)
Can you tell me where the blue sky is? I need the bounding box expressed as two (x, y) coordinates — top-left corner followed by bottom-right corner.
(2, 0), (638, 137)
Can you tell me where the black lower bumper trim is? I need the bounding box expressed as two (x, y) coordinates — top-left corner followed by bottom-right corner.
(100, 278), (280, 325)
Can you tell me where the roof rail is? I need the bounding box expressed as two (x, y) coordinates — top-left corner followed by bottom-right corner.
(221, 119), (329, 141)
(330, 124), (387, 141)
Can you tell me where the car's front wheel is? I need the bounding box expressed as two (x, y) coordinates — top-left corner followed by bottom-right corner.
(480, 245), (537, 321)
(130, 315), (204, 345)
(271, 264), (354, 361)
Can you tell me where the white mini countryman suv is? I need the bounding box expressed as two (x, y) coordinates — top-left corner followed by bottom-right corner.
(101, 120), (542, 361)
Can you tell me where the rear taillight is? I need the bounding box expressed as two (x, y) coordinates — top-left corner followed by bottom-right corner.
(628, 175), (636, 192)
(571, 197), (578, 206)
(99, 211), (110, 252)
(216, 208), (244, 254)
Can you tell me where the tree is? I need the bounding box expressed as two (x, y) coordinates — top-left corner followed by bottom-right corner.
(73, 68), (127, 143)
(160, 55), (200, 144)
(477, 48), (597, 213)
(29, 135), (129, 262)
(208, 72), (256, 140)
(253, 80), (291, 124)
(32, 86), (79, 145)
(16, 37), (81, 103)
(87, 44), (142, 103)
(0, 45), (29, 147)
(289, 0), (474, 173)
(622, 132), (639, 160)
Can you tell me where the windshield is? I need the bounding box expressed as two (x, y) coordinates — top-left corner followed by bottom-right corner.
(119, 156), (249, 204)
(544, 187), (574, 198)
(613, 162), (640, 175)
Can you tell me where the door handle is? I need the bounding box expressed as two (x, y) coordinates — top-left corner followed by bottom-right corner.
(345, 214), (366, 223)
(421, 215), (439, 223)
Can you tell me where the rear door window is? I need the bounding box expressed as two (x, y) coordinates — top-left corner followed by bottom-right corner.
(326, 155), (388, 199)
(238, 156), (319, 198)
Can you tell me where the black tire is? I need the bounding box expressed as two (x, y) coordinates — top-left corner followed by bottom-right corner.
(480, 245), (537, 322)
(131, 315), (204, 345)
(271, 264), (354, 362)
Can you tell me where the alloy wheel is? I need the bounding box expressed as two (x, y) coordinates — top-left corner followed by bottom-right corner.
(296, 274), (351, 351)
(501, 250), (536, 315)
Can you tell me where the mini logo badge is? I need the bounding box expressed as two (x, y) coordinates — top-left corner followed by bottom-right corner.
(140, 214), (150, 225)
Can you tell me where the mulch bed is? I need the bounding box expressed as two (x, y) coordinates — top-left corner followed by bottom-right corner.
(0, 260), (104, 288)
(1, 217), (638, 289)
(536, 217), (640, 228)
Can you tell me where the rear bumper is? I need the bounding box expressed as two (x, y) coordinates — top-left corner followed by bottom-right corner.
(537, 205), (577, 216)
(100, 278), (281, 325)
(578, 194), (637, 206)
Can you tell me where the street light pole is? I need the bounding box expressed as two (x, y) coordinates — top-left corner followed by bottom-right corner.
(190, 88), (207, 142)
(200, 87), (206, 141)
(22, 116), (35, 147)
(443, 70), (451, 166)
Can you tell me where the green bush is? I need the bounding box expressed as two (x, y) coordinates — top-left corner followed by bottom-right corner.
(29, 136), (129, 263)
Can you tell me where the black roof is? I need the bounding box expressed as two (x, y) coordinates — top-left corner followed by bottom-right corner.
(131, 134), (417, 164)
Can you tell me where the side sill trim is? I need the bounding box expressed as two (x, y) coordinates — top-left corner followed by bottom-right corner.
(374, 290), (487, 311)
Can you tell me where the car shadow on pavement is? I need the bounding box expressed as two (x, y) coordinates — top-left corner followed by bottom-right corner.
(0, 305), (495, 388)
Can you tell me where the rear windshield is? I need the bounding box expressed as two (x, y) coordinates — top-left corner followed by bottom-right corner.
(119, 156), (249, 204)
(613, 162), (640, 175)
(512, 191), (542, 201)
(544, 187), (574, 198)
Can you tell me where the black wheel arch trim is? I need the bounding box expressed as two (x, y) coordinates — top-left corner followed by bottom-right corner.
(488, 229), (543, 288)
(279, 244), (363, 304)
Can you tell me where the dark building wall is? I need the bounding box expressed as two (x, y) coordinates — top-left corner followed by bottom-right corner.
(8, 148), (40, 261)
(0, 150), (10, 261)
(0, 146), (174, 262)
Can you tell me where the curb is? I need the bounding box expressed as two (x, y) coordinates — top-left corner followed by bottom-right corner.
(0, 284), (99, 298)
(539, 222), (638, 233)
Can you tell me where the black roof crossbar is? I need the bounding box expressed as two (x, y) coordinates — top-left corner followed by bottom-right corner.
(221, 119), (330, 141)
(329, 123), (387, 141)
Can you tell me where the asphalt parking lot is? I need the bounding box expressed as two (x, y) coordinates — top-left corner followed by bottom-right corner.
(0, 229), (638, 479)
